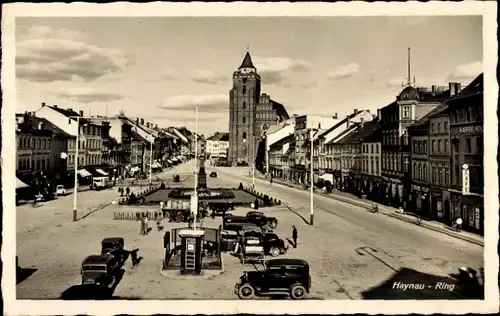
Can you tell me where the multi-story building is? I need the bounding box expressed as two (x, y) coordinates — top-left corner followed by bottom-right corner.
(268, 134), (295, 180)
(335, 118), (381, 195)
(15, 113), (54, 187)
(319, 110), (375, 188)
(428, 104), (453, 222)
(228, 51), (289, 165)
(380, 83), (457, 207)
(407, 112), (432, 216)
(360, 120), (382, 200)
(448, 74), (483, 234)
(206, 132), (230, 162)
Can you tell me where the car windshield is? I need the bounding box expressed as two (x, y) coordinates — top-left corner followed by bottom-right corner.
(83, 265), (106, 272)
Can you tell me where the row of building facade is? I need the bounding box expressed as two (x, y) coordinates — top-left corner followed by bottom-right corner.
(264, 74), (484, 235)
(16, 102), (203, 190)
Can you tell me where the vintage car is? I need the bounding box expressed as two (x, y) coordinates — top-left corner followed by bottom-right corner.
(208, 202), (234, 216)
(262, 232), (288, 257)
(209, 172), (218, 178)
(222, 218), (261, 232)
(235, 258), (311, 300)
(238, 229), (265, 264)
(81, 254), (119, 287)
(56, 185), (67, 196)
(101, 237), (126, 266)
(223, 212), (278, 230)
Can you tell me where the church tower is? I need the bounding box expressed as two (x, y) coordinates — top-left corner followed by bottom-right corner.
(228, 51), (261, 166)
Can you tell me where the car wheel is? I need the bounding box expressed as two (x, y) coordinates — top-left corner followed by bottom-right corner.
(290, 284), (307, 300)
(270, 247), (281, 257)
(237, 284), (255, 300)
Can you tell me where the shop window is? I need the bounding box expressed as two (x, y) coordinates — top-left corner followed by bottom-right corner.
(465, 138), (472, 153)
(477, 136), (483, 154)
(467, 106), (472, 121)
(243, 102), (246, 109)
(243, 117), (246, 124)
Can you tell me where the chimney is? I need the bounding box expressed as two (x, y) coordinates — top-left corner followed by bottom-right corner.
(333, 112), (338, 119)
(449, 82), (461, 97)
(431, 85), (437, 92)
(41, 102), (46, 107)
(53, 105), (58, 108)
(68, 108), (73, 113)
(354, 109), (358, 115)
(79, 110), (84, 116)
(136, 117), (140, 124)
(141, 118), (145, 125)
(360, 118), (365, 126)
(346, 116), (350, 128)
(155, 124), (158, 129)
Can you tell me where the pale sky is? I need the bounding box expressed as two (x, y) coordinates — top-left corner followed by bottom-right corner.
(16, 16), (482, 136)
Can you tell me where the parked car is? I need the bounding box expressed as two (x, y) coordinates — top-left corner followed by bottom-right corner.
(101, 237), (126, 266)
(210, 172), (217, 178)
(81, 254), (119, 287)
(235, 258), (311, 300)
(262, 232), (288, 257)
(56, 185), (67, 196)
(208, 202), (234, 216)
(220, 230), (239, 252)
(223, 212), (278, 229)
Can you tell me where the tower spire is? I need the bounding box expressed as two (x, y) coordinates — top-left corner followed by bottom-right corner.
(407, 47), (412, 86)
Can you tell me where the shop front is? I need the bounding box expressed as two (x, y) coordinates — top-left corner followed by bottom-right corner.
(450, 191), (483, 235)
(410, 184), (430, 216)
(429, 187), (443, 221)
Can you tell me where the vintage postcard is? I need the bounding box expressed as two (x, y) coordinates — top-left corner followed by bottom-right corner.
(1, 2), (498, 315)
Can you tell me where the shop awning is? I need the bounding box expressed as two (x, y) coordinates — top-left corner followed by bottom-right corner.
(167, 159), (173, 164)
(16, 177), (29, 189)
(96, 168), (108, 176)
(78, 169), (92, 177)
(130, 166), (140, 172)
(153, 162), (162, 168)
(176, 155), (183, 160)
(319, 173), (333, 183)
(171, 157), (178, 162)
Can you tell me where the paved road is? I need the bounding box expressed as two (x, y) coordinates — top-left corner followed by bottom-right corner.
(16, 162), (483, 300)
(212, 166), (484, 299)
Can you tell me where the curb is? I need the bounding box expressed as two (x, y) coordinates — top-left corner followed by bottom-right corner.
(249, 175), (484, 247)
(385, 212), (484, 247)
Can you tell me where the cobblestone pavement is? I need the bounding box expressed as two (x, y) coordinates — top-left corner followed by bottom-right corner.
(16, 163), (483, 300)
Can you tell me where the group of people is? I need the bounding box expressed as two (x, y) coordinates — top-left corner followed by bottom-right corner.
(118, 186), (131, 197)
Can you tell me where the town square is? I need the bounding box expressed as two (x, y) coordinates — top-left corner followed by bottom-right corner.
(7, 11), (491, 304)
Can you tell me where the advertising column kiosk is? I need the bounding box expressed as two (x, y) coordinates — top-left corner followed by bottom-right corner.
(178, 229), (205, 275)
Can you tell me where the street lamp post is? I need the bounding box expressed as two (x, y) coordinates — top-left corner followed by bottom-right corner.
(69, 116), (84, 222)
(149, 140), (153, 185)
(309, 126), (319, 225)
(193, 105), (199, 230)
(252, 136), (256, 188)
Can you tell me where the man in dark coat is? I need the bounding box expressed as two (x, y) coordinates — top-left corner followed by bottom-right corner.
(292, 225), (298, 248)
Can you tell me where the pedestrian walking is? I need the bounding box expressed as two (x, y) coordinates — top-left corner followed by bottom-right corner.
(126, 186), (130, 197)
(292, 225), (298, 248)
(454, 217), (463, 232)
(129, 248), (140, 266)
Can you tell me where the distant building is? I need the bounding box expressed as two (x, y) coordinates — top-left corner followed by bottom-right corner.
(207, 132), (229, 162)
(228, 51), (290, 166)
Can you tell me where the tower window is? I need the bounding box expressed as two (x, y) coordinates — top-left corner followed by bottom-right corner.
(243, 102), (246, 108)
(242, 132), (247, 141)
(242, 86), (246, 94)
(243, 117), (246, 123)
(242, 78), (247, 84)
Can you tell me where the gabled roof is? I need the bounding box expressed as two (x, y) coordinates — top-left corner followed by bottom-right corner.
(447, 73), (483, 102)
(49, 106), (79, 118)
(409, 104), (449, 128)
(269, 133), (294, 149)
(239, 51), (256, 69)
(35, 117), (73, 137)
(326, 123), (360, 145)
(207, 132), (229, 142)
